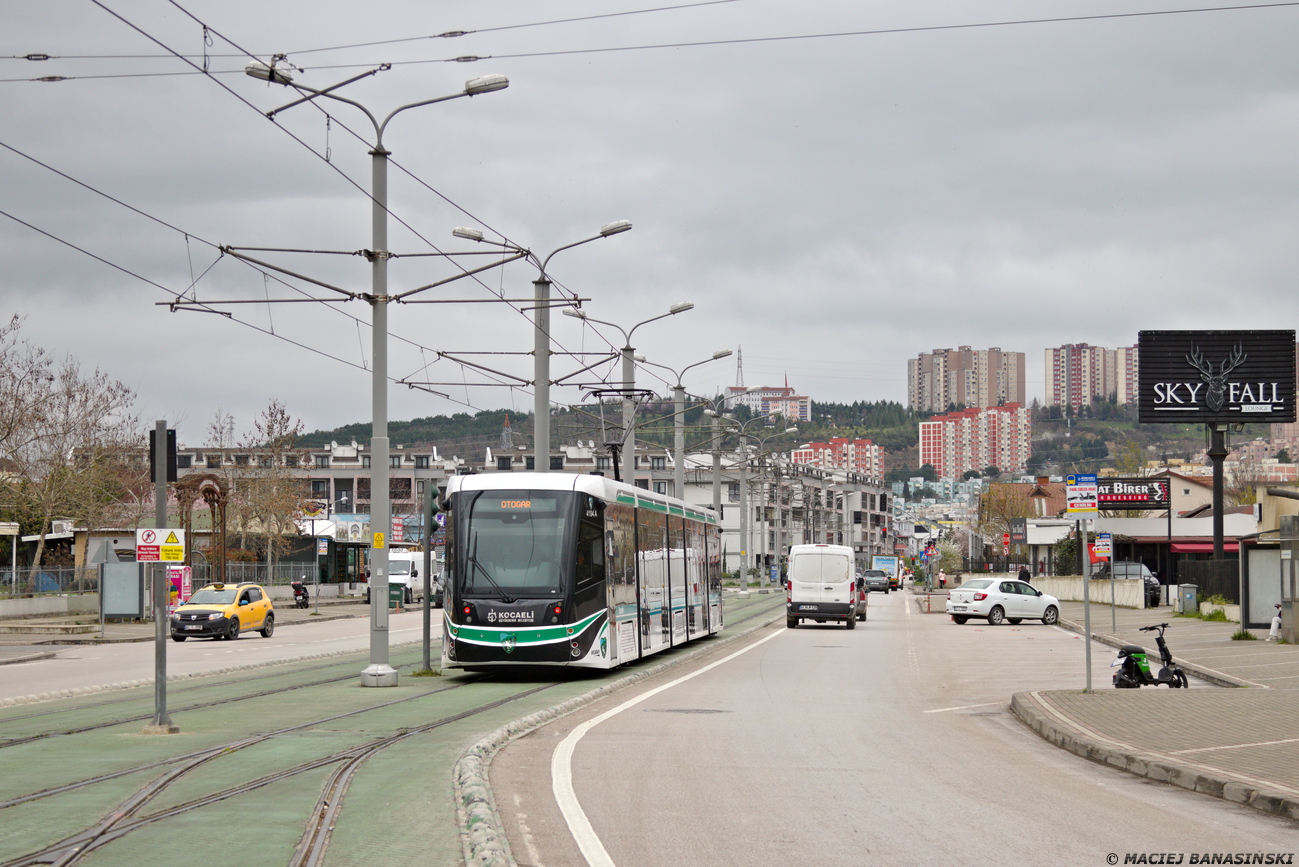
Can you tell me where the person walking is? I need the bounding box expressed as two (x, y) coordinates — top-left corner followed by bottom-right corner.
(1018, 565), (1031, 583)
(938, 569), (947, 590)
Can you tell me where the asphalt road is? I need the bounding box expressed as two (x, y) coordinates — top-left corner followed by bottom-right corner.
(492, 591), (1299, 867)
(0, 609), (436, 702)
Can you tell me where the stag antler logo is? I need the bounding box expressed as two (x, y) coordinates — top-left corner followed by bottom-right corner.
(1186, 344), (1246, 412)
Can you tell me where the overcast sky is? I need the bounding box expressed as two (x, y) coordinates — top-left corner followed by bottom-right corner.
(4, 0), (1298, 443)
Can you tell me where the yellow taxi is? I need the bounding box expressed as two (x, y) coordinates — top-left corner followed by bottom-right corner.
(170, 582), (274, 642)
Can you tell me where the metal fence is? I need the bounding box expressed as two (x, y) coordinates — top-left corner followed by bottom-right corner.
(189, 563), (323, 589)
(1177, 559), (1240, 604)
(0, 567), (100, 597)
(0, 562), (325, 598)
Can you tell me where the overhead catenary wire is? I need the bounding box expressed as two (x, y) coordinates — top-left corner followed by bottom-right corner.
(7, 1), (1296, 83)
(0, 136), (517, 401)
(1, 0), (749, 62)
(51, 1), (574, 405)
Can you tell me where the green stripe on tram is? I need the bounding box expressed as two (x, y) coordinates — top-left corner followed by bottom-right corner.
(448, 610), (604, 645)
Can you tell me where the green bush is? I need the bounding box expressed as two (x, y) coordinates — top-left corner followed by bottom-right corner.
(1201, 608), (1228, 622)
(1206, 594), (1231, 606)
(1231, 628), (1257, 641)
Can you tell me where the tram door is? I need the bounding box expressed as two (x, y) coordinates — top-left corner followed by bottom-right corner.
(638, 510), (669, 655)
(605, 502), (639, 664)
(687, 522), (707, 639)
(668, 517), (687, 645)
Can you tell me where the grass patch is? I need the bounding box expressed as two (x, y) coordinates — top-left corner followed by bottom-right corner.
(408, 668), (441, 677)
(1231, 628), (1258, 641)
(1201, 608), (1229, 622)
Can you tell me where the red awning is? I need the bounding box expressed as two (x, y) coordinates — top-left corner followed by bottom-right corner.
(1170, 542), (1238, 554)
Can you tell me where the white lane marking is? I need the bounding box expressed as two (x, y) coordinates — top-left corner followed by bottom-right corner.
(552, 628), (785, 867)
(514, 792), (546, 867)
(1171, 736), (1299, 755)
(924, 701), (1005, 714)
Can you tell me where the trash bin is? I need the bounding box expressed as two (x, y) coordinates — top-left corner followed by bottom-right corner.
(389, 583), (403, 609)
(1176, 584), (1197, 614)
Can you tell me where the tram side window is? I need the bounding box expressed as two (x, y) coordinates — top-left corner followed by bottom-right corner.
(576, 517), (605, 590)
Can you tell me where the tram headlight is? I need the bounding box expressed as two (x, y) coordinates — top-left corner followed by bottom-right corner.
(570, 640), (582, 658)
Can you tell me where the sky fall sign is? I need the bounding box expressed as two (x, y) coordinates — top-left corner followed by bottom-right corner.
(1138, 330), (1296, 425)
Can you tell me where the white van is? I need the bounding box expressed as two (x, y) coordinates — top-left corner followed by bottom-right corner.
(367, 550), (441, 606)
(786, 543), (857, 630)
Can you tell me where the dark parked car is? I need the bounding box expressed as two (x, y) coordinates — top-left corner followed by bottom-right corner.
(1095, 561), (1162, 608)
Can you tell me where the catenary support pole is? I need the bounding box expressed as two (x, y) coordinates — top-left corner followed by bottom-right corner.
(363, 144), (397, 688)
(534, 276), (551, 473)
(146, 419), (177, 734)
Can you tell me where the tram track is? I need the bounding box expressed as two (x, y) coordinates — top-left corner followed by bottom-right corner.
(0, 641), (438, 726)
(0, 673), (487, 812)
(2, 593), (779, 867)
(0, 651), (437, 749)
(1, 681), (558, 867)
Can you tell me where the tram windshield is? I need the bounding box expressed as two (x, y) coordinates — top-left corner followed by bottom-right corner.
(458, 490), (572, 598)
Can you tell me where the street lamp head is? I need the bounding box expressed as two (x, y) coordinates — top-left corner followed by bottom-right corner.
(452, 226), (485, 242)
(562, 307), (587, 320)
(712, 349), (733, 360)
(245, 60), (293, 84)
(669, 302), (694, 315)
(464, 74), (509, 95)
(784, 427), (799, 434)
(599, 220), (633, 237)
(634, 354), (646, 363)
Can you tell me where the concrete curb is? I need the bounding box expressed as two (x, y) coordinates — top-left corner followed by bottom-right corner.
(0, 651), (57, 666)
(1011, 690), (1299, 821)
(453, 612), (785, 867)
(0, 638), (426, 708)
(11, 611), (367, 646)
(1055, 616), (1258, 689)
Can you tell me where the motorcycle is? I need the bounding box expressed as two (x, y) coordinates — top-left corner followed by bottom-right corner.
(291, 579), (310, 610)
(1112, 622), (1188, 689)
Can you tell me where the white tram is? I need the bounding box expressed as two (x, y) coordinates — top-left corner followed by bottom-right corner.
(441, 472), (723, 670)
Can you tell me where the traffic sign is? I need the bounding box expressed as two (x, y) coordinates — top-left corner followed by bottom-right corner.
(136, 528), (185, 562)
(1002, 532), (1011, 544)
(1094, 532), (1112, 558)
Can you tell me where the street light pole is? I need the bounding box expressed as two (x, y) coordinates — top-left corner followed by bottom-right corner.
(563, 302), (695, 487)
(705, 408), (796, 591)
(246, 62), (509, 687)
(454, 222), (633, 473)
(641, 351), (731, 500)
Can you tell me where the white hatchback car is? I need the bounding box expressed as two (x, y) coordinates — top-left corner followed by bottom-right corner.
(945, 578), (1060, 626)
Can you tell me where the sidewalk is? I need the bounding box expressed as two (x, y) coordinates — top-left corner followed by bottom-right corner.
(1014, 598), (1299, 820)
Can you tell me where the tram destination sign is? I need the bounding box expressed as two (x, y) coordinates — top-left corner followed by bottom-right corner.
(1138, 330), (1296, 424)
(1097, 477), (1169, 511)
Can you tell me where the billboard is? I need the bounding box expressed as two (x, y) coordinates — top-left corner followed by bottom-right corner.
(1097, 477), (1169, 511)
(1137, 330), (1296, 424)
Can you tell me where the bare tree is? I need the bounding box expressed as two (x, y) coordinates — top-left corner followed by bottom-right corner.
(976, 482), (1035, 540)
(224, 400), (309, 567)
(1, 342), (140, 567)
